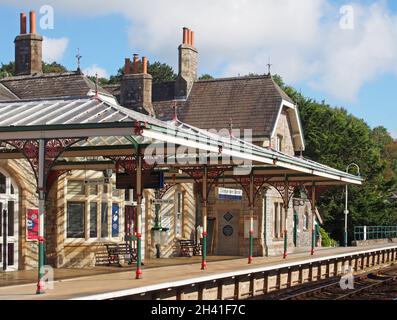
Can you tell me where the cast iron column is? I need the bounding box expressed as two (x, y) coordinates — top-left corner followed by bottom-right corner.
(135, 153), (143, 279)
(248, 173), (254, 264)
(36, 139), (46, 294)
(201, 166), (208, 270)
(283, 180), (289, 259)
(311, 182), (316, 255)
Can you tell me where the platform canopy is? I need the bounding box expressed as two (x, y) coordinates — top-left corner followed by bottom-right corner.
(0, 94), (363, 186)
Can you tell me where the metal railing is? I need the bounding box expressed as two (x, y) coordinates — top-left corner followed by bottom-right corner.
(354, 226), (397, 241)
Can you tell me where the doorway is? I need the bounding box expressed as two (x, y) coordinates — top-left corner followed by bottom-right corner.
(217, 209), (239, 256)
(0, 169), (19, 271)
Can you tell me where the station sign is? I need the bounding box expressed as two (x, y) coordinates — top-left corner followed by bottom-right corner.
(116, 171), (164, 190)
(151, 198), (174, 205)
(218, 187), (243, 201)
(84, 178), (110, 185)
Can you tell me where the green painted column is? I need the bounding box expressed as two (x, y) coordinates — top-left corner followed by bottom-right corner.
(248, 174), (254, 264)
(283, 180), (289, 259)
(135, 153), (143, 279)
(201, 166), (207, 270)
(36, 139), (46, 294)
(310, 182), (316, 255)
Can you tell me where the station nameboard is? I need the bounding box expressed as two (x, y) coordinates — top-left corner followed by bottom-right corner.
(218, 187), (243, 201)
(116, 172), (164, 190)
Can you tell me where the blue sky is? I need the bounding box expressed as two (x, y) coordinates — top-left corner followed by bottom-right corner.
(0, 0), (396, 138)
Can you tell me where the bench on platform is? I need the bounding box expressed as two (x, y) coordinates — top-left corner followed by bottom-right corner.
(178, 239), (202, 257)
(104, 240), (138, 266)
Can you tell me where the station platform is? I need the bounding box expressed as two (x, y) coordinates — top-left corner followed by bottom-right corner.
(1, 244), (396, 300)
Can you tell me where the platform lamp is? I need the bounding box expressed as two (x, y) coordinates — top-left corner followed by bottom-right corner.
(344, 163), (360, 247)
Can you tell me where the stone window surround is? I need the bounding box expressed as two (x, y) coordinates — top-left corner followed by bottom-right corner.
(64, 178), (123, 244)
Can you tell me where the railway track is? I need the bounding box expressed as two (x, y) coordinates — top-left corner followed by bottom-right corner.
(263, 265), (397, 300)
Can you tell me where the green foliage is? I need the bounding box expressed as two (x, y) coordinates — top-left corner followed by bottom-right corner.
(274, 74), (397, 244)
(199, 74), (214, 80)
(319, 227), (338, 247)
(42, 62), (68, 73)
(0, 62), (15, 78)
(105, 61), (177, 85)
(0, 61), (68, 79)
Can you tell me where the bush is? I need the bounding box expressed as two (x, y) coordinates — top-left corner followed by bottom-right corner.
(320, 227), (338, 247)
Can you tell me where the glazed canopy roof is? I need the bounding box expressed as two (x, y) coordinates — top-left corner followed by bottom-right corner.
(0, 95), (363, 186)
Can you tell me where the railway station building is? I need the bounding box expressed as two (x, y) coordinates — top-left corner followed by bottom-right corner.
(0, 11), (362, 280)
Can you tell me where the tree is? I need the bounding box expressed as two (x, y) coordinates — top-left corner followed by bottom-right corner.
(199, 74), (214, 80)
(105, 61), (177, 85)
(274, 74), (397, 243)
(0, 61), (68, 78)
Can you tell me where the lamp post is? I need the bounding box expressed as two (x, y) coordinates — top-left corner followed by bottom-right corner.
(344, 163), (360, 247)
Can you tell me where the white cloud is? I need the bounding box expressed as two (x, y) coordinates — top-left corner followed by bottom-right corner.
(6, 0), (397, 101)
(42, 36), (69, 63)
(83, 64), (109, 78)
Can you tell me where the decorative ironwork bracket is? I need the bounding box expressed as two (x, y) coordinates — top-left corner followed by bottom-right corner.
(108, 155), (155, 174)
(181, 166), (229, 199)
(267, 180), (306, 209)
(2, 138), (85, 189)
(233, 175), (273, 206)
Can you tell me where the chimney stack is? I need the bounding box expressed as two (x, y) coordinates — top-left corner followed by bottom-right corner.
(15, 11), (43, 75)
(175, 27), (198, 98)
(120, 54), (154, 116)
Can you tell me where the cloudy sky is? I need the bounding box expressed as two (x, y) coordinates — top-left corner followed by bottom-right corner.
(0, 0), (396, 137)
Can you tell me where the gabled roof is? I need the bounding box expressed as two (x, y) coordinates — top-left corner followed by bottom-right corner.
(154, 75), (296, 139)
(0, 72), (108, 100)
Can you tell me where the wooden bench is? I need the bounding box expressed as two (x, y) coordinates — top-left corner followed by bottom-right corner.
(105, 242), (138, 266)
(178, 239), (202, 257)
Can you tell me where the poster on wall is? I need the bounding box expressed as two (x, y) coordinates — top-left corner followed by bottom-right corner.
(112, 204), (119, 237)
(27, 208), (39, 240)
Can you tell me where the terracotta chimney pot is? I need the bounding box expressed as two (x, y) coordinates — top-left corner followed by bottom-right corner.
(190, 30), (195, 47)
(133, 54), (139, 74)
(142, 56), (148, 74)
(124, 58), (131, 75)
(29, 11), (36, 34)
(20, 13), (27, 34)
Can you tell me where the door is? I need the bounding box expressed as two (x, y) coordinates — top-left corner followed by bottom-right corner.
(0, 170), (19, 272)
(217, 210), (239, 256)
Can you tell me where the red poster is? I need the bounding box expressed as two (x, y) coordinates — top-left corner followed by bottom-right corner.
(27, 208), (39, 240)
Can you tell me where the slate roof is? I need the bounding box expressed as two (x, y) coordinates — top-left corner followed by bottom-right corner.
(0, 72), (109, 100)
(154, 75), (295, 137)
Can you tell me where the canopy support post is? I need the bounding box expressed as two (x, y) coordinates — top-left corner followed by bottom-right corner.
(311, 182), (316, 255)
(248, 173), (254, 264)
(135, 152), (143, 279)
(201, 166), (208, 270)
(36, 139), (46, 294)
(283, 179), (289, 259)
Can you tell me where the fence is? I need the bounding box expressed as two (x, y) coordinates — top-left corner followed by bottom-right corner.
(354, 226), (397, 241)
